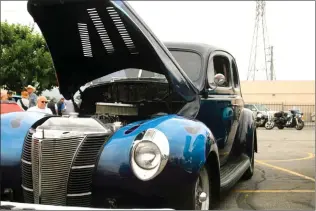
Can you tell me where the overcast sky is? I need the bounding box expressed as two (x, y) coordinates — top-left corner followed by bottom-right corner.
(1, 1), (315, 81)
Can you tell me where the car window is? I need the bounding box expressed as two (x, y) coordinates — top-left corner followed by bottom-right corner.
(212, 55), (232, 87)
(169, 50), (202, 82)
(231, 59), (240, 88)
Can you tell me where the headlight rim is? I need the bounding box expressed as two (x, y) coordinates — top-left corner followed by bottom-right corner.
(130, 128), (169, 181)
(133, 140), (161, 170)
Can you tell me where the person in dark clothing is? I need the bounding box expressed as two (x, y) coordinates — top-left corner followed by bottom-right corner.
(56, 98), (65, 116)
(7, 91), (13, 101)
(47, 99), (57, 115)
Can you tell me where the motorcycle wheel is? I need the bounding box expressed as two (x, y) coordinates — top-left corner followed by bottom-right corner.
(277, 126), (284, 129)
(296, 120), (305, 130)
(265, 122), (274, 130)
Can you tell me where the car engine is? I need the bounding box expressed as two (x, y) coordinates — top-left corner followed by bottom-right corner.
(93, 102), (138, 127)
(76, 82), (187, 127)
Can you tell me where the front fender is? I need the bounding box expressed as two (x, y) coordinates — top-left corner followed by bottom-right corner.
(95, 115), (217, 187)
(0, 111), (50, 166)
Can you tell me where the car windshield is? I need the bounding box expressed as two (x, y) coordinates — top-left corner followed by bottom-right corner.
(169, 50), (202, 82)
(85, 68), (166, 86)
(255, 104), (269, 111)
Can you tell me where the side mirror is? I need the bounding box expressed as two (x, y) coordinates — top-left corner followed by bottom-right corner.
(214, 73), (226, 86)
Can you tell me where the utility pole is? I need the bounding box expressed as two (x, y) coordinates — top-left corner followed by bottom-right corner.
(269, 46), (275, 80)
(247, 0), (275, 81)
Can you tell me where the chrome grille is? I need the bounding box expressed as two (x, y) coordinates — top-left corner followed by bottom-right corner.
(31, 137), (83, 205)
(21, 129), (35, 203)
(31, 138), (40, 204)
(67, 135), (108, 207)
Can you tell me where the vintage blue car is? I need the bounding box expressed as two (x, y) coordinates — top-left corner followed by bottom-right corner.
(0, 0), (257, 210)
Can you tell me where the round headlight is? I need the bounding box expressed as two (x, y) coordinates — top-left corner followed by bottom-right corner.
(134, 141), (161, 170)
(131, 128), (169, 181)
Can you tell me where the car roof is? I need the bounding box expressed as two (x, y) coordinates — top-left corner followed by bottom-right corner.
(164, 41), (233, 91)
(165, 41), (229, 58)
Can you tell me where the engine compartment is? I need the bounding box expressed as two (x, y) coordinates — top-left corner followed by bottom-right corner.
(76, 81), (186, 126)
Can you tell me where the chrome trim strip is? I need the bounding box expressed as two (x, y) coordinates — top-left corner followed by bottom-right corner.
(21, 185), (33, 192)
(67, 192), (92, 197)
(38, 140), (42, 203)
(21, 159), (31, 165)
(71, 164), (95, 169)
(66, 135), (88, 202)
(31, 139), (42, 204)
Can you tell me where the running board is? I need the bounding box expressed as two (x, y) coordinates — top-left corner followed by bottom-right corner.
(220, 154), (250, 191)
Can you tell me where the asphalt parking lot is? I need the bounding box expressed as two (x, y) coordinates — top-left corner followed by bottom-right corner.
(217, 128), (315, 210)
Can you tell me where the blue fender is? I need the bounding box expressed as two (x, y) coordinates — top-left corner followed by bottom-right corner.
(96, 114), (217, 182)
(1, 111), (48, 166)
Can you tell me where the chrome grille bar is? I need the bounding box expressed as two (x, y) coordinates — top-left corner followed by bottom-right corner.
(31, 137), (84, 205)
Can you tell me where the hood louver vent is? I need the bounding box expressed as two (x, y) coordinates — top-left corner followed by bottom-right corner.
(87, 8), (114, 54)
(106, 6), (138, 55)
(78, 23), (93, 57)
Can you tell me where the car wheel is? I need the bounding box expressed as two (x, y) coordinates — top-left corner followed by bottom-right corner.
(194, 166), (210, 210)
(181, 166), (210, 210)
(265, 121), (274, 130)
(243, 130), (255, 180)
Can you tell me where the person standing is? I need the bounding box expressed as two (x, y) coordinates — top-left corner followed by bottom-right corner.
(0, 90), (8, 101)
(63, 99), (75, 115)
(56, 97), (66, 116)
(27, 96), (53, 114)
(17, 90), (30, 111)
(25, 85), (38, 108)
(7, 91), (13, 101)
(47, 99), (57, 115)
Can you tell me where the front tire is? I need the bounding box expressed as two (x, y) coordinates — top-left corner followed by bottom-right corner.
(296, 120), (304, 130)
(182, 166), (210, 210)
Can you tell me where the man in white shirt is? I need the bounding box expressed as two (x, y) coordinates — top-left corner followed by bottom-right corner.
(63, 99), (75, 115)
(27, 96), (53, 115)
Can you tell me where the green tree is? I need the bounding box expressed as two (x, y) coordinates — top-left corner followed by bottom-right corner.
(0, 21), (57, 94)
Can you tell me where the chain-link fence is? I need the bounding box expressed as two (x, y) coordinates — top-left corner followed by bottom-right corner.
(245, 102), (315, 128)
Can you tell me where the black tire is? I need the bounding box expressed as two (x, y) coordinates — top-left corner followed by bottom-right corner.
(277, 125), (284, 129)
(265, 121), (274, 130)
(243, 131), (255, 180)
(296, 120), (304, 130)
(181, 166), (211, 210)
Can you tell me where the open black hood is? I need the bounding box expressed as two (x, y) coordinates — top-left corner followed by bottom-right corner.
(27, 0), (198, 101)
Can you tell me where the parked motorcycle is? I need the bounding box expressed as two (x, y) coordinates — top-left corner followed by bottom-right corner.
(255, 112), (268, 127)
(265, 109), (304, 130)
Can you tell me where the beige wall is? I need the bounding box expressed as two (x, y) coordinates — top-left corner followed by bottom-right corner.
(240, 80), (315, 104)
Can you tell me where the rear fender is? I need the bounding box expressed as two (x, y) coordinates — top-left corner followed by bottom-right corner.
(234, 108), (256, 156)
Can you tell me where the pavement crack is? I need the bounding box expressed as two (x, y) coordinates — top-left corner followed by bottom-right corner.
(291, 200), (315, 209)
(254, 166), (267, 191)
(245, 195), (256, 210)
(236, 193), (257, 210)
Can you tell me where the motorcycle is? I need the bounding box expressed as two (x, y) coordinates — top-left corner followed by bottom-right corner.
(265, 109), (305, 130)
(255, 112), (268, 127)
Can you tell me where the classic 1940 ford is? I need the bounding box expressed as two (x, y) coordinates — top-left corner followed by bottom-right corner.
(0, 0), (257, 210)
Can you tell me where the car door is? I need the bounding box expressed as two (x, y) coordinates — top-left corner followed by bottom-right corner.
(229, 55), (244, 141)
(196, 51), (238, 165)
